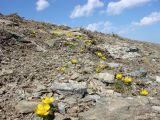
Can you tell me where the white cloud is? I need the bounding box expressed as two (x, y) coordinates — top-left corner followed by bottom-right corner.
(107, 0), (151, 15)
(86, 21), (115, 33)
(70, 0), (104, 19)
(132, 11), (160, 26)
(36, 0), (49, 11)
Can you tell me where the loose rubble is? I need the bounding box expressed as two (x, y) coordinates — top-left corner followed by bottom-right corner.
(0, 14), (160, 120)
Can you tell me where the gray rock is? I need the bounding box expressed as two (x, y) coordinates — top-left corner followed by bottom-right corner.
(51, 80), (87, 95)
(63, 97), (77, 105)
(36, 45), (47, 52)
(15, 101), (38, 113)
(94, 72), (115, 83)
(152, 106), (160, 113)
(0, 68), (13, 76)
(79, 96), (159, 120)
(84, 94), (101, 102)
(58, 102), (66, 114)
(81, 67), (93, 74)
(77, 76), (89, 82)
(54, 113), (66, 120)
(97, 43), (141, 59)
(126, 69), (147, 78)
(107, 62), (122, 68)
(70, 72), (79, 80)
(156, 76), (160, 82)
(0, 19), (18, 26)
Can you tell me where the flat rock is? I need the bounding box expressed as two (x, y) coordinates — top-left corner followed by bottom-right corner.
(94, 72), (115, 83)
(97, 43), (141, 59)
(79, 96), (160, 120)
(156, 76), (160, 82)
(51, 80), (87, 95)
(126, 69), (147, 78)
(15, 101), (38, 113)
(70, 72), (80, 80)
(0, 68), (13, 76)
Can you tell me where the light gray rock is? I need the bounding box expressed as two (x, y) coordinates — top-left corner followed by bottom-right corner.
(0, 68), (13, 76)
(79, 96), (159, 120)
(63, 96), (77, 105)
(54, 113), (66, 120)
(82, 67), (93, 74)
(58, 102), (66, 114)
(107, 62), (122, 68)
(152, 106), (160, 113)
(36, 45), (47, 52)
(0, 19), (18, 26)
(156, 76), (160, 82)
(84, 94), (101, 102)
(15, 101), (38, 113)
(97, 43), (141, 59)
(94, 72), (115, 83)
(126, 69), (147, 78)
(70, 72), (80, 80)
(51, 80), (87, 95)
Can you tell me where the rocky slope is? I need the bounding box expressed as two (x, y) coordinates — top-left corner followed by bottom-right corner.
(0, 14), (160, 120)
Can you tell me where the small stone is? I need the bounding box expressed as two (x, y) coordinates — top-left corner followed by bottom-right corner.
(54, 113), (66, 120)
(0, 68), (13, 76)
(36, 45), (47, 52)
(107, 63), (122, 68)
(105, 89), (114, 95)
(82, 67), (93, 74)
(156, 76), (160, 82)
(63, 97), (77, 105)
(15, 101), (38, 113)
(58, 102), (66, 114)
(67, 106), (79, 117)
(152, 106), (160, 113)
(94, 72), (115, 83)
(70, 73), (79, 80)
(84, 94), (101, 102)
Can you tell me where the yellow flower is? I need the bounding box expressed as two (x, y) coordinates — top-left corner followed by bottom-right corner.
(41, 96), (54, 104)
(95, 64), (106, 73)
(35, 103), (50, 116)
(140, 89), (149, 96)
(96, 67), (101, 73)
(71, 59), (78, 64)
(101, 56), (106, 60)
(115, 73), (123, 80)
(122, 76), (133, 84)
(66, 33), (74, 37)
(95, 51), (103, 57)
(85, 40), (92, 46)
(76, 35), (83, 39)
(59, 66), (66, 73)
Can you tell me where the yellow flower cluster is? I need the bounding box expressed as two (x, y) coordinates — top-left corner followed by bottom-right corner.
(59, 66), (66, 73)
(115, 73), (133, 84)
(66, 33), (75, 37)
(85, 40), (93, 46)
(115, 73), (123, 80)
(71, 59), (78, 64)
(96, 64), (107, 73)
(35, 96), (54, 116)
(95, 51), (106, 60)
(122, 76), (133, 84)
(140, 89), (149, 96)
(76, 35), (83, 39)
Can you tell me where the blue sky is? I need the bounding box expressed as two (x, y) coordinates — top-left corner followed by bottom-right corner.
(0, 0), (160, 43)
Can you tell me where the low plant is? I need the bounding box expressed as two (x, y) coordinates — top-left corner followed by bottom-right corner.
(35, 96), (56, 120)
(140, 89), (149, 96)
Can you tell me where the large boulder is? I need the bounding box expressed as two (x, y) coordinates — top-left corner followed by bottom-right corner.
(79, 96), (160, 120)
